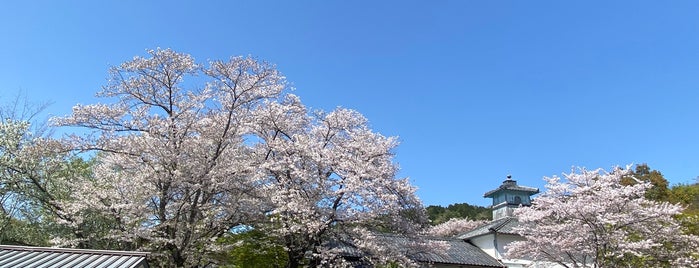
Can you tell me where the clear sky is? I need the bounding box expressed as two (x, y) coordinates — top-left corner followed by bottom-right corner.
(1, 1), (698, 207)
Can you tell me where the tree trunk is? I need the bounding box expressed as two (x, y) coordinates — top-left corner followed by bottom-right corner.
(286, 250), (304, 268)
(169, 245), (187, 267)
(286, 257), (300, 268)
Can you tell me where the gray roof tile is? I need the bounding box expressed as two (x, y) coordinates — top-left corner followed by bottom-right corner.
(335, 234), (505, 267)
(408, 236), (504, 267)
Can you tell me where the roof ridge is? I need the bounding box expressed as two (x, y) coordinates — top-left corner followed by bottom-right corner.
(373, 233), (467, 242)
(490, 217), (515, 231)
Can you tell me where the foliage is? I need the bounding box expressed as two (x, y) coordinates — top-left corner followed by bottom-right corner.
(0, 96), (96, 247)
(670, 182), (699, 211)
(669, 183), (699, 236)
(621, 164), (699, 236)
(670, 183), (699, 211)
(54, 48), (428, 267)
(214, 229), (287, 268)
(426, 202), (490, 225)
(621, 163), (670, 201)
(508, 166), (699, 268)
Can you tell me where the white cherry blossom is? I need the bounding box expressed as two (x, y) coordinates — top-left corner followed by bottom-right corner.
(507, 166), (699, 268)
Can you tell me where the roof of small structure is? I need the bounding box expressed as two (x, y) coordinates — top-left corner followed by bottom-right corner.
(483, 177), (539, 198)
(335, 234), (505, 267)
(0, 245), (150, 268)
(457, 217), (520, 240)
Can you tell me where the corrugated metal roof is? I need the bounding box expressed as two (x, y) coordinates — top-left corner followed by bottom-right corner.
(0, 245), (149, 268)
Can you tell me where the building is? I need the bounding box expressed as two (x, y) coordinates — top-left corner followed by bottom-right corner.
(378, 234), (506, 268)
(483, 175), (539, 221)
(335, 233), (505, 268)
(337, 175), (542, 268)
(457, 175), (556, 268)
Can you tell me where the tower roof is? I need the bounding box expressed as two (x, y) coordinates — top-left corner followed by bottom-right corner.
(483, 175), (539, 198)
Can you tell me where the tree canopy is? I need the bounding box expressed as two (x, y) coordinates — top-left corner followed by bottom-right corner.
(508, 166), (699, 268)
(50, 48), (428, 267)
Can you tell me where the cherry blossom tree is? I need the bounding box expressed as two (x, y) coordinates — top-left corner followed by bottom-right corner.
(507, 166), (699, 268)
(54, 48), (288, 266)
(54, 48), (428, 267)
(249, 102), (428, 267)
(424, 217), (487, 237)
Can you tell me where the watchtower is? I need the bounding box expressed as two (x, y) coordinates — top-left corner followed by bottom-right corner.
(483, 175), (539, 220)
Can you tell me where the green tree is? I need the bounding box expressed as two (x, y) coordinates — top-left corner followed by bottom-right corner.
(0, 119), (100, 246)
(670, 182), (699, 211)
(0, 94), (110, 248)
(215, 229), (288, 268)
(669, 182), (699, 235)
(620, 164), (699, 237)
(426, 203), (490, 225)
(621, 163), (670, 201)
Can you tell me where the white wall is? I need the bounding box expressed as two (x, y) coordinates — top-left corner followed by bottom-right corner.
(469, 234), (496, 259)
(494, 233), (525, 259)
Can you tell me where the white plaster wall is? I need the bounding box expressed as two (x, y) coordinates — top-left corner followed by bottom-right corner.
(469, 235), (496, 259)
(495, 234), (526, 259)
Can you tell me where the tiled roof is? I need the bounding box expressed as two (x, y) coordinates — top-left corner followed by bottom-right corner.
(0, 245), (150, 268)
(404, 236), (505, 267)
(335, 234), (505, 267)
(457, 217), (520, 240)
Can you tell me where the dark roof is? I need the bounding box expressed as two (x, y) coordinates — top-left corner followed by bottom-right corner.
(0, 245), (150, 268)
(406, 236), (505, 267)
(335, 234), (505, 268)
(457, 217), (520, 240)
(483, 179), (539, 198)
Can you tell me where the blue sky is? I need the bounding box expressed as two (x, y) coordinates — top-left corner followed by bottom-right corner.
(1, 1), (698, 206)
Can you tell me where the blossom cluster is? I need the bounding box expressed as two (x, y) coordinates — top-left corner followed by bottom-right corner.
(507, 166), (699, 267)
(50, 48), (427, 266)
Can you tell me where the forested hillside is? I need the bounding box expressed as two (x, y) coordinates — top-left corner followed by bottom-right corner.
(426, 202), (491, 225)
